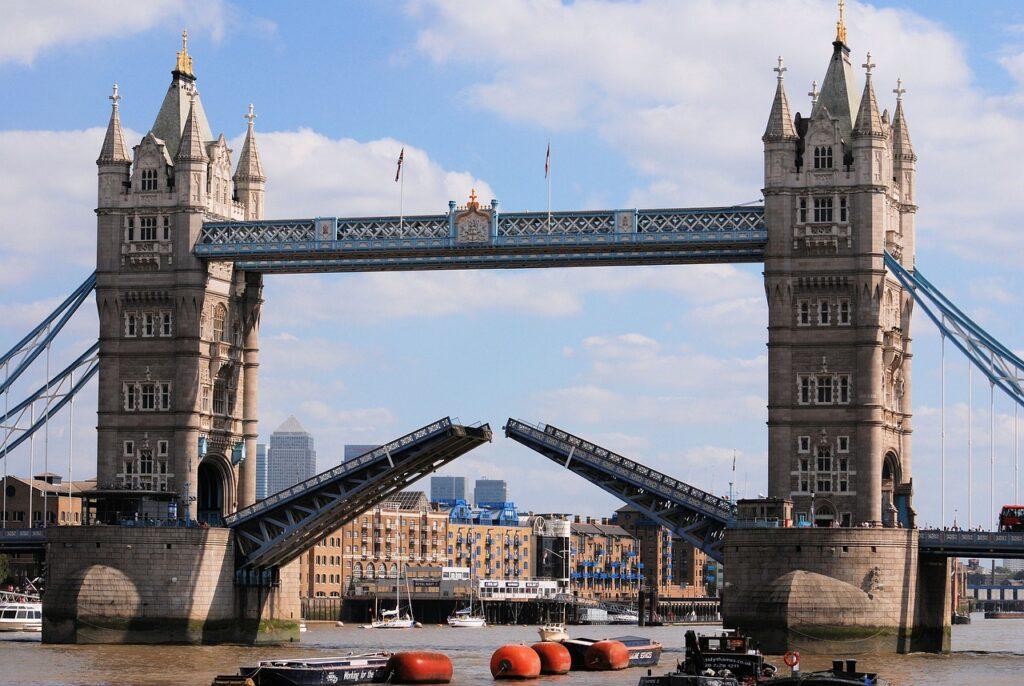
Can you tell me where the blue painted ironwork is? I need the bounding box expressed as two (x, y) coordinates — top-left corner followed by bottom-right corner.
(918, 529), (1024, 559)
(196, 206), (766, 272)
(504, 418), (735, 562)
(886, 252), (1024, 409)
(228, 417), (491, 569)
(0, 528), (46, 554)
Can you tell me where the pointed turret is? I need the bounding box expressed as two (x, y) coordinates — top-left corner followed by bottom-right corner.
(97, 83), (132, 164)
(853, 52), (883, 137)
(151, 30), (213, 157)
(811, 2), (859, 144)
(234, 104), (267, 220)
(891, 79), (915, 161)
(763, 57), (798, 142)
(176, 92), (208, 163)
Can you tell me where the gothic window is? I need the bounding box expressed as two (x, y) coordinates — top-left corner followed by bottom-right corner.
(213, 305), (227, 342)
(798, 436), (811, 453)
(123, 383), (136, 410)
(160, 312), (172, 337)
(124, 313), (137, 337)
(798, 197), (808, 223)
(838, 436), (849, 453)
(813, 196), (834, 222)
(838, 375), (851, 404)
(819, 300), (831, 325)
(126, 217), (134, 242)
(140, 169), (158, 191)
(213, 381), (227, 415)
(817, 478), (833, 492)
(160, 383), (171, 410)
(162, 216), (171, 241)
(816, 375), (833, 403)
(201, 385), (210, 412)
(800, 376), (814, 404)
(798, 300), (810, 326)
(143, 313), (156, 337)
(813, 145), (833, 169)
(123, 440), (134, 457)
(839, 299), (851, 325)
(157, 440), (168, 457)
(139, 451), (154, 475)
(839, 196), (848, 222)
(816, 446), (832, 472)
(139, 216), (157, 241)
(141, 384), (156, 411)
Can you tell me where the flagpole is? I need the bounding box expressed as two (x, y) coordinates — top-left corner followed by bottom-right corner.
(399, 165), (405, 236)
(546, 142), (552, 231)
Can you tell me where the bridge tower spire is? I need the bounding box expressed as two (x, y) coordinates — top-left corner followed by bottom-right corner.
(93, 33), (265, 524)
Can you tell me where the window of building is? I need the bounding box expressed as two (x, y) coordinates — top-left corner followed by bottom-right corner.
(839, 196), (848, 222)
(798, 300), (810, 326)
(139, 216), (157, 241)
(162, 216), (171, 241)
(123, 440), (134, 457)
(839, 457), (849, 472)
(817, 478), (833, 492)
(816, 447), (832, 472)
(819, 300), (831, 325)
(800, 376), (814, 404)
(799, 458), (810, 472)
(841, 512), (852, 527)
(160, 312), (172, 337)
(798, 197), (807, 223)
(140, 169), (158, 192)
(813, 196), (834, 223)
(800, 481), (809, 493)
(126, 217), (134, 242)
(798, 436), (811, 452)
(838, 436), (849, 453)
(839, 299), (851, 325)
(213, 384), (227, 415)
(839, 479), (849, 492)
(838, 375), (851, 404)
(143, 313), (156, 337)
(124, 313), (137, 337)
(813, 145), (833, 169)
(139, 452), (153, 474)
(200, 385), (210, 413)
(123, 383), (136, 411)
(213, 305), (226, 343)
(160, 383), (171, 410)
(816, 375), (833, 404)
(141, 384), (156, 411)
(157, 440), (168, 457)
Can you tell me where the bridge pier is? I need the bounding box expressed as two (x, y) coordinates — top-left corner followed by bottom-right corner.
(42, 527), (299, 645)
(722, 528), (950, 654)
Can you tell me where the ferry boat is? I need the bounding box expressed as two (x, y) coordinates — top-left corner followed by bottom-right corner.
(0, 593), (42, 632)
(232, 654), (390, 685)
(563, 634), (663, 668)
(538, 622), (569, 642)
(608, 609), (641, 624)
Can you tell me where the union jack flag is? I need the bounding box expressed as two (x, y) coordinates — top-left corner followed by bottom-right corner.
(395, 147), (404, 182)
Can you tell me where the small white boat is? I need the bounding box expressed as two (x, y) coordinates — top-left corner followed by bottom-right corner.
(447, 607), (486, 628)
(538, 622), (569, 642)
(367, 609), (417, 629)
(0, 601), (42, 632)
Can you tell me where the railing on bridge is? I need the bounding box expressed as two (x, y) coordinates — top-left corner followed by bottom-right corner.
(0, 528), (47, 553)
(195, 205), (766, 272)
(228, 417), (491, 571)
(918, 529), (1024, 559)
(504, 418), (735, 562)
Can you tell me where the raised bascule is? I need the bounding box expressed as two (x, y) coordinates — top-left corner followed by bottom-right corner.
(2, 12), (1024, 651)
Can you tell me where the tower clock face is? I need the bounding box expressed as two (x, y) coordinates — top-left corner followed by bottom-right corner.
(457, 214), (489, 243)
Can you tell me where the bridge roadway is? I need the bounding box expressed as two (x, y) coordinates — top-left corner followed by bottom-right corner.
(226, 417), (491, 571)
(195, 205), (766, 272)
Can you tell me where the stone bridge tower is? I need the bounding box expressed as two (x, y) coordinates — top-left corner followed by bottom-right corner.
(762, 23), (916, 528)
(94, 33), (266, 523)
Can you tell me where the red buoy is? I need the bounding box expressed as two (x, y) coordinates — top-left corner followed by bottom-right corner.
(530, 641), (572, 675)
(386, 651), (454, 684)
(490, 644), (541, 679)
(584, 640), (630, 671)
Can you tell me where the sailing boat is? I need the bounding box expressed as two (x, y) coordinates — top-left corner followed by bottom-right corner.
(448, 537), (486, 627)
(367, 566), (418, 629)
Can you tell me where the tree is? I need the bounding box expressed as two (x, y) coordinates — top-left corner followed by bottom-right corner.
(0, 554), (10, 586)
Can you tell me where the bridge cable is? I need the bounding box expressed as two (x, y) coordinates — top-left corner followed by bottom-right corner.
(940, 324), (946, 529)
(990, 376), (995, 532)
(42, 339), (50, 529)
(1, 362), (7, 529)
(968, 363), (973, 529)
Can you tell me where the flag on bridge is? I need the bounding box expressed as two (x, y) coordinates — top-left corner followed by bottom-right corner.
(395, 147), (404, 182)
(544, 141), (550, 179)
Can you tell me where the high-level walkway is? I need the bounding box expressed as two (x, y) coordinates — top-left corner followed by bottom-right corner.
(227, 417), (491, 570)
(505, 418), (736, 562)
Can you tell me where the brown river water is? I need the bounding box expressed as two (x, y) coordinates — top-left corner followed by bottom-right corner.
(0, 615), (1021, 685)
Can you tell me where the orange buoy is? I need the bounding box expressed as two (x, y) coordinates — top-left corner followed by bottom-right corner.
(584, 640), (630, 671)
(490, 644), (541, 679)
(531, 641), (572, 675)
(386, 651), (454, 684)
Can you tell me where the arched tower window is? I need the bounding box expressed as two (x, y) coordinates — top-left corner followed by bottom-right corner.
(813, 145), (833, 169)
(213, 304), (227, 342)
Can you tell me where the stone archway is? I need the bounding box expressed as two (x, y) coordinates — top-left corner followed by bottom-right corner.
(197, 456), (231, 525)
(813, 500), (836, 527)
(881, 451), (902, 527)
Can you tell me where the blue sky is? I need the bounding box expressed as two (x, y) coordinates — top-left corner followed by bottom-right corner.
(1, 1), (1022, 527)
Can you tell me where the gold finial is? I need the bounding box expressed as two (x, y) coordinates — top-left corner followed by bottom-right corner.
(836, 0), (848, 44)
(467, 188), (479, 209)
(175, 29), (194, 76)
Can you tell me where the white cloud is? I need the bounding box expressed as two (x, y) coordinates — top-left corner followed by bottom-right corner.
(0, 0), (243, 66)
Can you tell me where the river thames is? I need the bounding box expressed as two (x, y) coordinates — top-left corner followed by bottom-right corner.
(0, 615), (1021, 685)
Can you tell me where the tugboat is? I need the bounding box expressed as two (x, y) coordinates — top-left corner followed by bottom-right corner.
(764, 659), (884, 685)
(562, 634), (663, 668)
(638, 630), (774, 685)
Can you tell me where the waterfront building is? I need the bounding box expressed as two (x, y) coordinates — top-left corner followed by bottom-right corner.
(569, 517), (642, 602)
(613, 505), (680, 596)
(267, 416), (316, 495)
(531, 514), (572, 592)
(255, 443), (268, 500)
(447, 520), (533, 580)
(343, 444), (378, 462)
(299, 490), (448, 598)
(473, 478), (508, 506)
(0, 474), (94, 528)
(672, 537), (713, 597)
(430, 475), (466, 502)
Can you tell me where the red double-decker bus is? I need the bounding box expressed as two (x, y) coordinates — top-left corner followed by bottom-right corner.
(998, 505), (1024, 532)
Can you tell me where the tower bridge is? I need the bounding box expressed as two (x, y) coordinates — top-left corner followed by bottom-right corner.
(2, 13), (1023, 651)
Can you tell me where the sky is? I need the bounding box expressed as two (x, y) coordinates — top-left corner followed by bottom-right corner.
(0, 0), (1022, 528)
